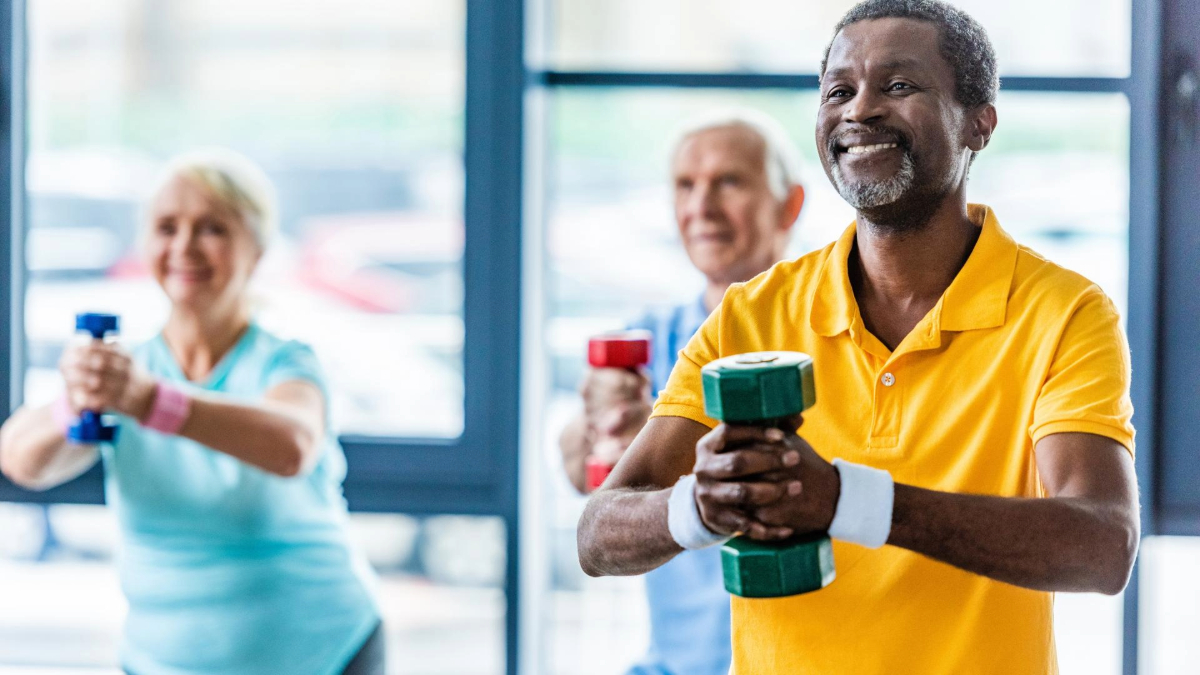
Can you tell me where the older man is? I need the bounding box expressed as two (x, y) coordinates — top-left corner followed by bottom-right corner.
(577, 1), (1139, 674)
(561, 109), (805, 675)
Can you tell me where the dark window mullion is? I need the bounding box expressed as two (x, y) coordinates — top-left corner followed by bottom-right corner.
(531, 70), (1130, 94)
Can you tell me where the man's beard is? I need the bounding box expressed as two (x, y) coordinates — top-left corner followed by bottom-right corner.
(829, 149), (917, 210)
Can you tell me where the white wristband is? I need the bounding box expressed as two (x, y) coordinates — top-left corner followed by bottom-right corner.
(667, 473), (731, 550)
(827, 459), (895, 549)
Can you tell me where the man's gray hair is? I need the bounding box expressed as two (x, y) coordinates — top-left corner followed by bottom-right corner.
(820, 0), (1000, 110)
(668, 108), (803, 200)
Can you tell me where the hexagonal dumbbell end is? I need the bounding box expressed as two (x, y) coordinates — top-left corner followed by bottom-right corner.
(587, 331), (651, 370)
(75, 313), (120, 340)
(700, 351), (816, 424)
(67, 313), (121, 445)
(701, 351), (833, 598)
(585, 456), (613, 492)
(721, 533), (835, 598)
(68, 410), (119, 444)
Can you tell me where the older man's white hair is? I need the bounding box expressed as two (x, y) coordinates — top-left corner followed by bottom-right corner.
(149, 148), (279, 251)
(668, 108), (803, 200)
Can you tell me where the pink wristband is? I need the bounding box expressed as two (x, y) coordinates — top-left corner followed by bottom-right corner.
(142, 381), (192, 435)
(52, 393), (75, 435)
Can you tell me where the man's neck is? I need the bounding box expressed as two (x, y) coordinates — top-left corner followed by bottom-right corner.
(703, 282), (729, 314)
(850, 194), (981, 349)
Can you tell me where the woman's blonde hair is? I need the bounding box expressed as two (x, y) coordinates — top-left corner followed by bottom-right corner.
(151, 148), (279, 251)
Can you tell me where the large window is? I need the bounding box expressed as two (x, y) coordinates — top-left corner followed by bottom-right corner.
(2, 0), (522, 672)
(540, 0), (1131, 76)
(25, 0), (465, 438)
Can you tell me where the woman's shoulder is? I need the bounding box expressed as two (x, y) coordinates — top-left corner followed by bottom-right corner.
(244, 324), (316, 358)
(244, 325), (327, 389)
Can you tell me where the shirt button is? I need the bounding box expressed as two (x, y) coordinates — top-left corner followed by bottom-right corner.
(881, 372), (896, 387)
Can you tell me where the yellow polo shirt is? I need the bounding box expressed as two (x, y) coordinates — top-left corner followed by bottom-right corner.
(651, 205), (1135, 674)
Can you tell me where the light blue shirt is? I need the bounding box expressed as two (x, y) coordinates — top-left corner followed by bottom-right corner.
(626, 296), (731, 675)
(101, 324), (379, 675)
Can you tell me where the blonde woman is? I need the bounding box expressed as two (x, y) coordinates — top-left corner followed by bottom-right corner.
(0, 150), (383, 674)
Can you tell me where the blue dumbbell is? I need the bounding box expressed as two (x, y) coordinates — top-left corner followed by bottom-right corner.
(67, 313), (121, 444)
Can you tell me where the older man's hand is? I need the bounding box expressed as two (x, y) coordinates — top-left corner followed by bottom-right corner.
(580, 367), (653, 463)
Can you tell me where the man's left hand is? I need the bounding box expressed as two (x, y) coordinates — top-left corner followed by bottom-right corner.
(747, 432), (842, 538)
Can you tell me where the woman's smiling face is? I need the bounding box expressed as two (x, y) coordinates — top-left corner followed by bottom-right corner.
(144, 174), (262, 312)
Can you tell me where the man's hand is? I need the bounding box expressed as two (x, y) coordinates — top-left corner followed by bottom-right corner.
(581, 367), (652, 425)
(581, 366), (653, 464)
(751, 432), (841, 536)
(589, 402), (652, 466)
(692, 420), (842, 541)
(692, 424), (799, 540)
(561, 367), (653, 494)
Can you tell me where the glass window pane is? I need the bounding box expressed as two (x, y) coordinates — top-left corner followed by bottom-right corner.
(0, 506), (505, 674)
(24, 0), (465, 437)
(969, 92), (1130, 312)
(1054, 592), (1123, 675)
(1141, 536), (1200, 674)
(540, 87), (1129, 673)
(541, 0), (1130, 77)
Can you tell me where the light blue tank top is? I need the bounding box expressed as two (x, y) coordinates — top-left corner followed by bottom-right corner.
(101, 324), (379, 675)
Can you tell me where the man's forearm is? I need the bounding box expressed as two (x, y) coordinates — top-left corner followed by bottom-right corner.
(577, 487), (682, 577)
(888, 484), (1139, 594)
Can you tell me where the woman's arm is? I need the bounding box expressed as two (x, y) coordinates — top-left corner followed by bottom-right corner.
(178, 379), (326, 477)
(0, 403), (100, 490)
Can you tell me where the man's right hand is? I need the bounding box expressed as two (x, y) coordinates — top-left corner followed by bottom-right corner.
(561, 367), (653, 494)
(580, 367), (652, 419)
(580, 366), (653, 460)
(692, 424), (802, 540)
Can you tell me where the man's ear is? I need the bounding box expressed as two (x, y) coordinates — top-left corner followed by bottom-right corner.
(966, 103), (998, 153)
(780, 184), (806, 232)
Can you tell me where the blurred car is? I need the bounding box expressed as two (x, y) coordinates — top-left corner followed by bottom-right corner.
(295, 210), (463, 315)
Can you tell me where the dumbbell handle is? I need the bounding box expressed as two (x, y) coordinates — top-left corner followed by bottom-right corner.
(67, 313), (121, 444)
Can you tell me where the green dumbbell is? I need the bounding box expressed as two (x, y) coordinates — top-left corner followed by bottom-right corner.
(701, 351), (835, 598)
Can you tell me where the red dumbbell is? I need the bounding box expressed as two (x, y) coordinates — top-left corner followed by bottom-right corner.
(584, 331), (651, 492)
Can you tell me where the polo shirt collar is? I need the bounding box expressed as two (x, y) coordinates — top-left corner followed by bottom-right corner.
(808, 223), (859, 338)
(808, 204), (1019, 339)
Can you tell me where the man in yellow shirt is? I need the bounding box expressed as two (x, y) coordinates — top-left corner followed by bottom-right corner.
(576, 1), (1139, 673)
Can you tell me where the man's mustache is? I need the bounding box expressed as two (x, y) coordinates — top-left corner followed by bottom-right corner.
(827, 126), (913, 158)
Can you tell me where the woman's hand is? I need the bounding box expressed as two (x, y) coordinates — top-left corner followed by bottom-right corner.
(59, 342), (158, 422)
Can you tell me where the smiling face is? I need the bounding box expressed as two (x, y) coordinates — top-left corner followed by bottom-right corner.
(672, 124), (799, 285)
(143, 174), (262, 313)
(817, 17), (990, 223)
